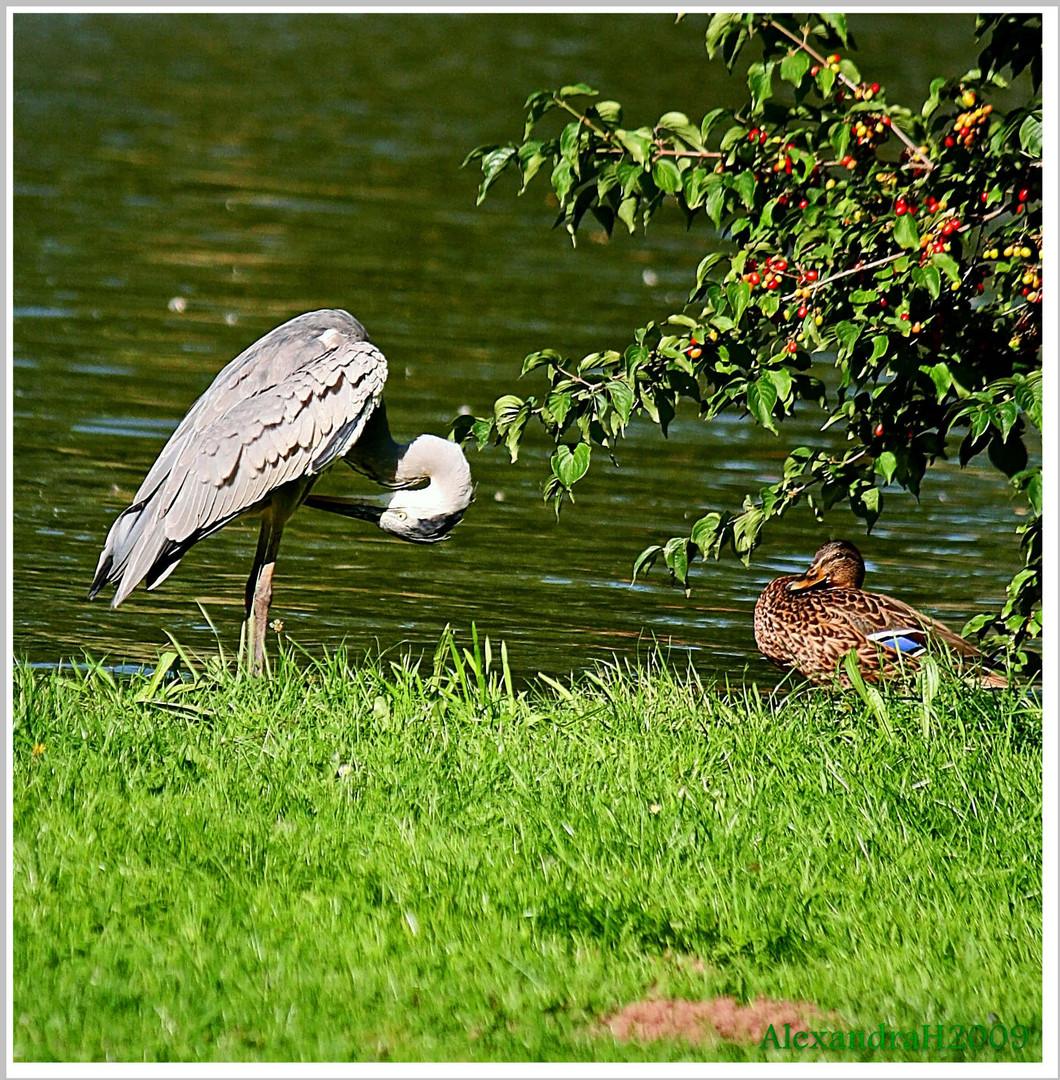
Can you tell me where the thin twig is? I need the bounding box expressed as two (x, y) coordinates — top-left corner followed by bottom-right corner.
(555, 365), (604, 390)
(765, 17), (933, 172)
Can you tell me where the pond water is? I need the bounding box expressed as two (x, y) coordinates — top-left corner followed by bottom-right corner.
(11, 13), (1034, 681)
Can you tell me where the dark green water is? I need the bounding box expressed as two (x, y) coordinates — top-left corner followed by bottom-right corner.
(12, 13), (1032, 679)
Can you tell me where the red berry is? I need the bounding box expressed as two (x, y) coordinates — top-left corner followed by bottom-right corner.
(798, 198), (808, 209)
(774, 258), (788, 271)
(798, 305), (808, 318)
(882, 116), (892, 127)
(787, 340), (798, 353)
(874, 423), (885, 437)
(1018, 188), (1029, 202)
(805, 270), (819, 282)
(1017, 202), (1025, 214)
(749, 272), (761, 286)
(900, 312), (909, 321)
(981, 191), (988, 202)
(870, 82), (880, 94)
(880, 297), (887, 307)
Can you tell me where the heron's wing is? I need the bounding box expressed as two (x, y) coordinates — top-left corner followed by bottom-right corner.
(92, 310), (387, 605)
(133, 309), (371, 503)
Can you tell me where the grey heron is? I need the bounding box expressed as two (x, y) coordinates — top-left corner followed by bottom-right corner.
(89, 309), (474, 672)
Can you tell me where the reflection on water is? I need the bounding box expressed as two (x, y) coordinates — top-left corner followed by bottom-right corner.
(12, 13), (1036, 680)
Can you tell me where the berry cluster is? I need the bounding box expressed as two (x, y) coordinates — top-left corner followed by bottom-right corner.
(947, 92), (993, 150)
(740, 254), (789, 292)
(808, 53), (843, 77)
(917, 211), (963, 262)
(684, 329), (719, 360)
(849, 114), (891, 149)
(984, 240), (1042, 305)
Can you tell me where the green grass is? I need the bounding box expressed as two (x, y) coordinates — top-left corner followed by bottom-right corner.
(12, 633), (1043, 1062)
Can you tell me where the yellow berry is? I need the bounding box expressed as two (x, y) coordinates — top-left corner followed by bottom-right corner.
(1022, 271), (1035, 285)
(950, 281), (960, 291)
(961, 89), (976, 107)
(825, 178), (836, 190)
(814, 315), (823, 326)
(1020, 246), (1032, 258)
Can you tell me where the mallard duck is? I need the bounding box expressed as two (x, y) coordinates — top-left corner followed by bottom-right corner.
(754, 540), (1008, 687)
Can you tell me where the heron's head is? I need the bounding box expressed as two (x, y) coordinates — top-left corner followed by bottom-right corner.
(376, 435), (475, 544)
(788, 539), (866, 593)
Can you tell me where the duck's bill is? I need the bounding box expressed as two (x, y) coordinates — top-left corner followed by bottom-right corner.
(787, 563), (828, 592)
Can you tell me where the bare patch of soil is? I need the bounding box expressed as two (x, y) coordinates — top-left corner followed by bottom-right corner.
(604, 995), (821, 1047)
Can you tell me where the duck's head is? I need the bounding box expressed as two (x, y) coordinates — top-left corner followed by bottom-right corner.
(788, 539), (866, 593)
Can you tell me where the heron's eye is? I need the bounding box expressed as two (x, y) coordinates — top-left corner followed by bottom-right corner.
(393, 510), (407, 522)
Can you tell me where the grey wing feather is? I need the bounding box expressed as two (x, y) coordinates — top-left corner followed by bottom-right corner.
(91, 309), (387, 606)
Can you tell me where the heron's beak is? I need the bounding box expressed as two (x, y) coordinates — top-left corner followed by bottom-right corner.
(301, 494), (386, 524)
(787, 560), (829, 593)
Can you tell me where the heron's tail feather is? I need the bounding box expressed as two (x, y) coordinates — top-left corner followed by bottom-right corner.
(90, 486), (243, 607)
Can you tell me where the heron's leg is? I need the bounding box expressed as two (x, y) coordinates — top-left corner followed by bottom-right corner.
(244, 517), (284, 676)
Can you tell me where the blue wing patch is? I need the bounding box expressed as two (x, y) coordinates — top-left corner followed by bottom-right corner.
(866, 628), (929, 657)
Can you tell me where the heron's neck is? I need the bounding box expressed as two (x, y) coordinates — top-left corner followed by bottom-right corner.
(344, 403), (412, 486)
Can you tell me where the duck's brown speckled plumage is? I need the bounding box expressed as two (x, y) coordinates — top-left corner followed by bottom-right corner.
(754, 540), (1007, 687)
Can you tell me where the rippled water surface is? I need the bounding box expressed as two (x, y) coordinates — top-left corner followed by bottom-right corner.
(12, 13), (1034, 679)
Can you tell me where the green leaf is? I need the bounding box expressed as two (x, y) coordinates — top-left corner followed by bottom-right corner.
(690, 512), (722, 554)
(765, 367), (793, 404)
(551, 442), (591, 489)
(922, 76), (947, 118)
(658, 111), (705, 150)
(932, 253), (961, 283)
(835, 321), (861, 357)
(917, 263), (941, 300)
(705, 180), (726, 227)
(1019, 113), (1042, 156)
(729, 170), (756, 208)
(876, 451), (898, 485)
(551, 159), (574, 203)
(746, 376), (779, 433)
(606, 380), (635, 426)
(559, 121), (582, 165)
(557, 83), (598, 99)
(617, 196), (637, 234)
(780, 50), (811, 87)
(593, 100), (622, 124)
(615, 128), (653, 165)
(632, 544), (663, 583)
(652, 158), (683, 194)
(869, 335), (889, 364)
(747, 61), (775, 114)
(727, 280), (751, 325)
(820, 13), (848, 45)
(849, 289), (878, 305)
(476, 146), (517, 204)
(816, 66), (836, 98)
(893, 213), (919, 249)
(683, 167), (710, 209)
(924, 362), (952, 402)
(493, 394), (525, 426)
(663, 537), (690, 590)
(1015, 372), (1042, 429)
(521, 349), (561, 376)
(544, 390), (572, 431)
